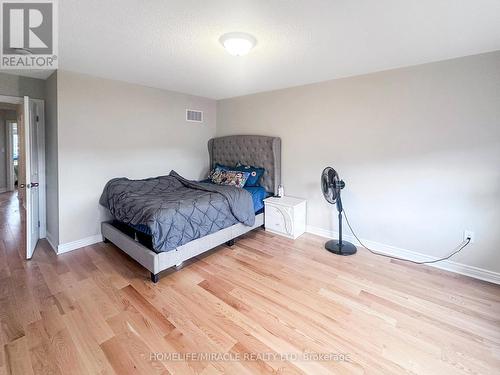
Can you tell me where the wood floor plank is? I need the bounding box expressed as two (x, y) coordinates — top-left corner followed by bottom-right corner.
(37, 306), (89, 375)
(119, 285), (176, 336)
(4, 336), (34, 375)
(25, 319), (62, 375)
(101, 333), (170, 375)
(61, 306), (117, 375)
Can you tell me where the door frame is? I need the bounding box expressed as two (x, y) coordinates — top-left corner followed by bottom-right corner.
(0, 94), (46, 239)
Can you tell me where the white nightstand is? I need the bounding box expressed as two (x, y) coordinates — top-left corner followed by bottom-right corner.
(264, 196), (306, 239)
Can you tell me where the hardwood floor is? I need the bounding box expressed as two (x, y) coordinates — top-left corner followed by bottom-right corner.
(1, 191), (500, 374)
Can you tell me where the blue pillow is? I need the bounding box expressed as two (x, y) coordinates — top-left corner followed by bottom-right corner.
(215, 163), (231, 171)
(234, 162), (265, 187)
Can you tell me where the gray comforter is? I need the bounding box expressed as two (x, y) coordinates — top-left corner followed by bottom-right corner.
(99, 171), (255, 253)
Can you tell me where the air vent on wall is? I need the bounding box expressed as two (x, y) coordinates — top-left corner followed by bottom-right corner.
(186, 109), (203, 123)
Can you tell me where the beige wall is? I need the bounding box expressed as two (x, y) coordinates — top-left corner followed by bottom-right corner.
(44, 72), (59, 246)
(217, 51), (500, 273)
(57, 70), (217, 245)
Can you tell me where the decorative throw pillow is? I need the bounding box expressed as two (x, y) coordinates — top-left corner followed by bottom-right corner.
(208, 163), (230, 177)
(210, 169), (250, 188)
(208, 164), (226, 179)
(234, 162), (265, 187)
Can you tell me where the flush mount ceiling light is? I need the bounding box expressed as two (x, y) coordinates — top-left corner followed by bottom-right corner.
(219, 32), (257, 56)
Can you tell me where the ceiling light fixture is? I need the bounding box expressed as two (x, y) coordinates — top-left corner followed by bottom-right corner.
(219, 32), (257, 56)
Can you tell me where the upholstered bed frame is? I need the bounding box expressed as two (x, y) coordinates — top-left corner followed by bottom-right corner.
(208, 135), (281, 195)
(101, 135), (281, 282)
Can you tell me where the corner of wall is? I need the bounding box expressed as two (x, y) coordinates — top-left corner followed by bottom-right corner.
(44, 70), (60, 246)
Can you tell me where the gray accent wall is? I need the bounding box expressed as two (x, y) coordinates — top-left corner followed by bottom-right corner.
(0, 72), (45, 99)
(217, 51), (500, 274)
(44, 72), (59, 246)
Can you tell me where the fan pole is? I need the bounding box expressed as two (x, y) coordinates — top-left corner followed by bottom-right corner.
(337, 194), (344, 247)
(338, 211), (343, 246)
(337, 196), (343, 246)
(325, 192), (357, 256)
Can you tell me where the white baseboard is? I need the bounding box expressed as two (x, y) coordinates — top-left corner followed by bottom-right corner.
(306, 225), (500, 285)
(45, 232), (58, 254)
(57, 234), (103, 254)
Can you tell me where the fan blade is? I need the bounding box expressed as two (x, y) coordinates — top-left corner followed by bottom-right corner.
(321, 167), (337, 204)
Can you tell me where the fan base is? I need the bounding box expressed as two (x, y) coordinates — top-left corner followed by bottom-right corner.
(325, 240), (357, 256)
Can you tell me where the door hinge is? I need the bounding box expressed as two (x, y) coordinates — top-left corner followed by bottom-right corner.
(36, 115), (39, 122)
(38, 220), (40, 228)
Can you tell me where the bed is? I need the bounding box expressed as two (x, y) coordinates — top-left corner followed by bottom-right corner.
(100, 135), (281, 282)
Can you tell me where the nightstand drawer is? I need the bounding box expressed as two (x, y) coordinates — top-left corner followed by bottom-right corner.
(264, 196), (306, 239)
(265, 205), (291, 235)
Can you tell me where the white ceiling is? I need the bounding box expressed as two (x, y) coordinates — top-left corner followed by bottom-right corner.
(5, 0), (500, 99)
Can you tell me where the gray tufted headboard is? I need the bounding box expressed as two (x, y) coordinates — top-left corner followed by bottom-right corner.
(208, 135), (281, 195)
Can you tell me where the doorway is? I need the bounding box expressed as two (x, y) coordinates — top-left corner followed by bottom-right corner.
(0, 95), (46, 260)
(6, 120), (19, 192)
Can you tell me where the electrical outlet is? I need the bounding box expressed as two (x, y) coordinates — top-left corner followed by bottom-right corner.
(464, 230), (475, 244)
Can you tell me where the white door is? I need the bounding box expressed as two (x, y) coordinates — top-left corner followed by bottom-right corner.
(24, 96), (40, 259)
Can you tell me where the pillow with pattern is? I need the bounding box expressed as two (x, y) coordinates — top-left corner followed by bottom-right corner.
(208, 163), (231, 178)
(210, 169), (250, 188)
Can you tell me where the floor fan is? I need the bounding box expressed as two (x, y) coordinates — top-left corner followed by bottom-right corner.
(321, 167), (357, 255)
